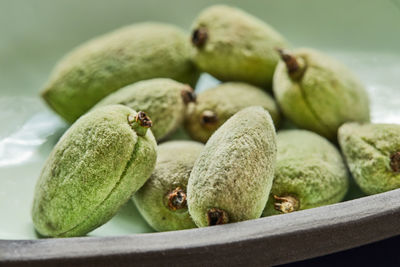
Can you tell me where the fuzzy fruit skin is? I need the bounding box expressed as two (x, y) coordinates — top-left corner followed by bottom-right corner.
(273, 48), (370, 141)
(41, 22), (200, 123)
(262, 130), (349, 216)
(133, 141), (203, 231)
(32, 105), (157, 237)
(94, 78), (193, 141)
(184, 82), (280, 143)
(187, 106), (277, 227)
(191, 5), (288, 89)
(338, 123), (400, 195)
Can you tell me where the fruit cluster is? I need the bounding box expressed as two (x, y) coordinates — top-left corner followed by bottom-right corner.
(32, 5), (399, 237)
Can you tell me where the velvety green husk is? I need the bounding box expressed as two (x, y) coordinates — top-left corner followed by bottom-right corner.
(191, 5), (288, 88)
(41, 22), (199, 123)
(94, 78), (193, 141)
(32, 105), (157, 237)
(188, 106), (277, 227)
(133, 141), (204, 231)
(338, 123), (400, 195)
(184, 82), (280, 143)
(263, 130), (349, 216)
(273, 48), (370, 141)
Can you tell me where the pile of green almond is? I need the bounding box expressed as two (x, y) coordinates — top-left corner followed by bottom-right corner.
(31, 5), (400, 238)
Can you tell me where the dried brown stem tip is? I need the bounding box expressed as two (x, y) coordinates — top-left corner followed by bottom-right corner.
(136, 111), (152, 128)
(192, 27), (208, 48)
(273, 195), (300, 214)
(128, 111), (152, 136)
(181, 86), (197, 104)
(167, 187), (187, 211)
(390, 152), (400, 173)
(201, 110), (218, 126)
(276, 48), (306, 80)
(207, 208), (229, 226)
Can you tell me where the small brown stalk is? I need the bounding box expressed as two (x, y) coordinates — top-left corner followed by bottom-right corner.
(201, 110), (218, 127)
(128, 111), (152, 136)
(273, 195), (300, 214)
(276, 48), (306, 80)
(192, 27), (208, 48)
(181, 86), (197, 104)
(167, 187), (187, 211)
(390, 152), (400, 173)
(207, 208), (229, 226)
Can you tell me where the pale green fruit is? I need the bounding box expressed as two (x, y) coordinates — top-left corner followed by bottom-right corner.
(133, 141), (204, 231)
(32, 105), (157, 237)
(273, 48), (370, 141)
(42, 22), (199, 123)
(263, 130), (349, 216)
(184, 82), (280, 143)
(191, 5), (288, 89)
(339, 123), (400, 195)
(94, 78), (196, 141)
(188, 106), (277, 227)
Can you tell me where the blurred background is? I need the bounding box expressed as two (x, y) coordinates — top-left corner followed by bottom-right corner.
(1, 0), (400, 96)
(1, 0), (400, 265)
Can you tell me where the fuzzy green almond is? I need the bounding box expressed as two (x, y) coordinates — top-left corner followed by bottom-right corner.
(338, 123), (400, 195)
(273, 48), (370, 141)
(263, 130), (349, 216)
(32, 105), (157, 237)
(191, 5), (288, 89)
(93, 78), (196, 141)
(133, 141), (204, 231)
(41, 22), (200, 123)
(187, 106), (277, 227)
(184, 82), (280, 143)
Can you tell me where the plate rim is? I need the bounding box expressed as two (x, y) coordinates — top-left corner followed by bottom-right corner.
(1, 187), (400, 266)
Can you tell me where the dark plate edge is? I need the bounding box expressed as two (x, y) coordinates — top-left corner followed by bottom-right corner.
(1, 188), (400, 266)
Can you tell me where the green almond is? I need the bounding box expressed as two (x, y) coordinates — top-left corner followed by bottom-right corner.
(273, 48), (370, 141)
(191, 5), (288, 89)
(187, 106), (277, 227)
(133, 141), (204, 231)
(184, 82), (280, 143)
(32, 105), (157, 237)
(263, 130), (349, 216)
(338, 123), (400, 195)
(42, 23), (199, 123)
(94, 78), (196, 141)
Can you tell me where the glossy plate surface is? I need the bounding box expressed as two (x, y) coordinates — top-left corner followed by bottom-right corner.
(1, 0), (399, 265)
